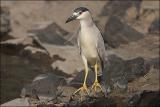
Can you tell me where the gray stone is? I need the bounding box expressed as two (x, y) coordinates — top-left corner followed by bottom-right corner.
(103, 16), (144, 48)
(100, 0), (141, 18)
(0, 36), (54, 71)
(0, 7), (11, 36)
(21, 73), (66, 102)
(103, 55), (149, 90)
(69, 69), (95, 87)
(126, 91), (160, 107)
(0, 35), (49, 55)
(148, 18), (160, 34)
(28, 23), (71, 45)
(1, 98), (30, 106)
(146, 57), (160, 69)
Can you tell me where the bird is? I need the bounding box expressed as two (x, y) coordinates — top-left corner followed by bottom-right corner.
(66, 7), (106, 96)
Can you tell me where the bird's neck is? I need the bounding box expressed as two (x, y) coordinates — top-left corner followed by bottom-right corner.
(80, 17), (94, 28)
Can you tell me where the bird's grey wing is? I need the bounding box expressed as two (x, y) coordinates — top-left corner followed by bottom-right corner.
(77, 27), (81, 55)
(96, 32), (106, 70)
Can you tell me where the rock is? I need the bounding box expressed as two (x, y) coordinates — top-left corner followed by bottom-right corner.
(65, 90), (160, 107)
(126, 91), (145, 106)
(0, 35), (49, 55)
(140, 1), (159, 12)
(28, 22), (71, 45)
(128, 68), (159, 92)
(58, 86), (77, 103)
(2, 90), (159, 107)
(111, 35), (159, 60)
(0, 52), (53, 103)
(69, 69), (95, 87)
(147, 57), (160, 69)
(0, 35), (55, 70)
(103, 54), (149, 90)
(100, 1), (159, 43)
(66, 97), (116, 107)
(1, 98), (30, 107)
(126, 91), (160, 107)
(44, 44), (83, 76)
(148, 18), (160, 34)
(103, 16), (144, 48)
(102, 54), (128, 90)
(0, 7), (11, 36)
(0, 51), (69, 104)
(21, 73), (66, 105)
(124, 57), (149, 81)
(100, 0), (142, 20)
(136, 91), (160, 107)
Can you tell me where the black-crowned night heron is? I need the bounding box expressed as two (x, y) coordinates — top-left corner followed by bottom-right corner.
(66, 7), (106, 96)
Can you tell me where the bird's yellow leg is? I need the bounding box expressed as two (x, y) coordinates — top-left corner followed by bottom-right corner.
(74, 65), (89, 96)
(91, 62), (103, 92)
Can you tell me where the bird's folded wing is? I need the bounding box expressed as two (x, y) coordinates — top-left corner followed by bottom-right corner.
(96, 32), (106, 70)
(77, 28), (82, 55)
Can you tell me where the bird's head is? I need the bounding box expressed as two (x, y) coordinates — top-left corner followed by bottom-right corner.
(66, 7), (90, 23)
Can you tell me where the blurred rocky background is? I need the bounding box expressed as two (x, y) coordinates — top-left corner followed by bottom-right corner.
(0, 0), (159, 107)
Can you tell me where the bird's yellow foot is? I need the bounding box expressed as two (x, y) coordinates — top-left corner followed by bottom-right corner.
(91, 80), (103, 92)
(73, 84), (89, 101)
(74, 84), (89, 95)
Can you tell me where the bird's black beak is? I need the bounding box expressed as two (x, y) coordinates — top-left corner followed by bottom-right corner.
(66, 15), (77, 23)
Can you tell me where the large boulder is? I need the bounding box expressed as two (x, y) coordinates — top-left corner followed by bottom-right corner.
(103, 16), (144, 48)
(0, 35), (53, 70)
(100, 1), (159, 48)
(21, 73), (66, 106)
(146, 57), (160, 70)
(125, 91), (160, 107)
(103, 54), (149, 90)
(1, 98), (30, 107)
(0, 53), (46, 104)
(148, 18), (160, 34)
(0, 7), (11, 36)
(28, 22), (72, 45)
(111, 35), (159, 60)
(0, 35), (49, 54)
(44, 44), (84, 76)
(100, 0), (141, 19)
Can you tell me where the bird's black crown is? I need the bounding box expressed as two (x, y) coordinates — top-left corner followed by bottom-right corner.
(74, 7), (89, 13)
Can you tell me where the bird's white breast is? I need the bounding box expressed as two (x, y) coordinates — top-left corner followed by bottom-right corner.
(79, 26), (99, 59)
